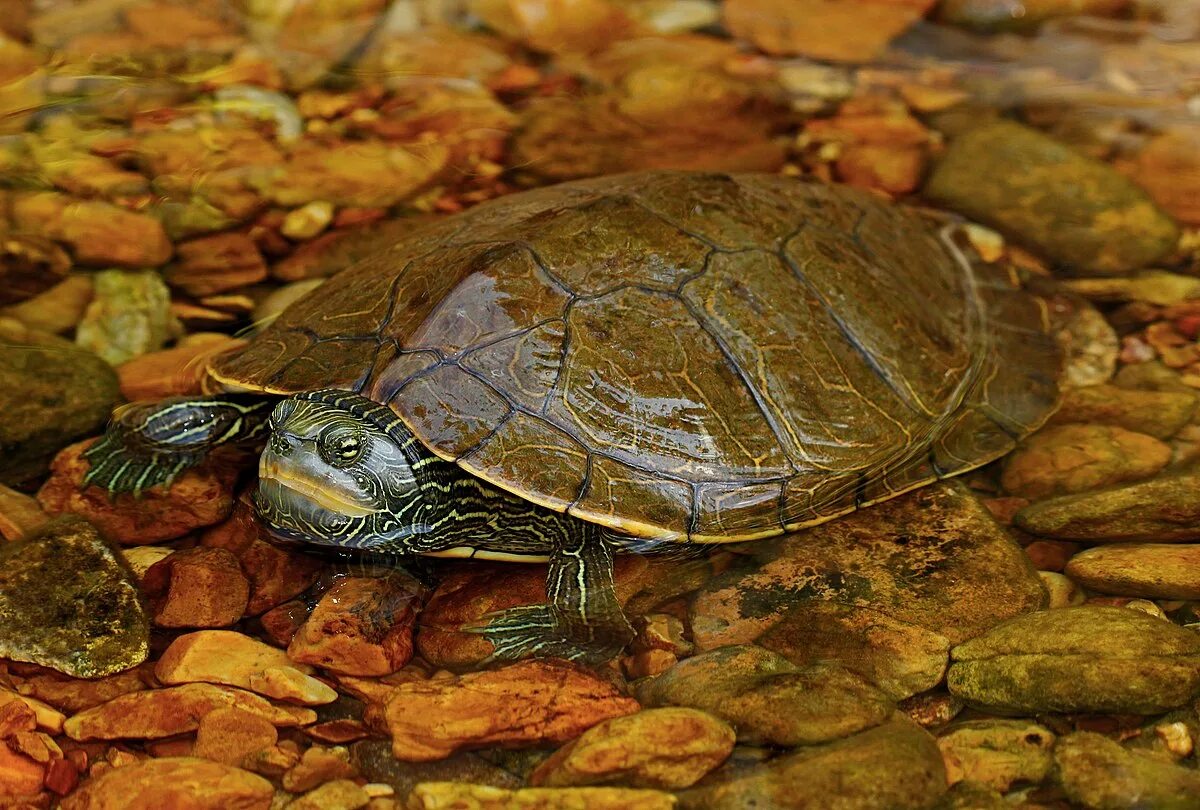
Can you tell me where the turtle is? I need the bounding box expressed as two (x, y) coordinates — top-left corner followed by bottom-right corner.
(83, 170), (1062, 663)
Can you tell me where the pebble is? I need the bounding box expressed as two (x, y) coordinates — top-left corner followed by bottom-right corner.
(282, 745), (357, 792)
(691, 481), (1046, 649)
(938, 0), (1137, 32)
(723, 0), (933, 62)
(1065, 544), (1200, 600)
(281, 201), (335, 240)
(1048, 384), (1197, 440)
(1014, 469), (1200, 542)
(255, 140), (447, 208)
(1057, 302), (1118, 388)
(638, 645), (894, 747)
(9, 191), (172, 269)
(57, 756), (273, 810)
(0, 338), (118, 485)
(166, 233), (268, 298)
(63, 683), (316, 741)
(38, 440), (237, 544)
(0, 483), (48, 541)
(2, 273), (94, 335)
(192, 707), (278, 766)
(17, 669), (146, 714)
(0, 234), (70, 307)
(0, 739), (44, 796)
(948, 606), (1200, 714)
(0, 516), (147, 678)
(384, 660), (639, 762)
(287, 779), (371, 810)
(1000, 423), (1171, 499)
(1054, 731), (1200, 810)
(288, 574), (422, 676)
(924, 120), (1178, 275)
(677, 717), (946, 809)
(757, 600), (950, 701)
(530, 708), (734, 789)
(115, 335), (244, 400)
(144, 547), (250, 628)
(1038, 571), (1086, 608)
(937, 719), (1055, 791)
(407, 782), (676, 809)
(1063, 270), (1200, 307)
(350, 739), (522, 802)
(75, 269), (178, 365)
(156, 630), (337, 705)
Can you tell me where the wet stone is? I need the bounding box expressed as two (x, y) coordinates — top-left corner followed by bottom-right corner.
(723, 0), (934, 62)
(937, 0), (1129, 32)
(350, 739), (522, 804)
(924, 120), (1178, 275)
(947, 606), (1200, 714)
(1039, 571), (1085, 608)
(407, 782), (677, 810)
(75, 269), (178, 366)
(637, 645), (894, 747)
(2, 273), (94, 335)
(144, 547), (250, 628)
(9, 192), (172, 270)
(757, 601), (950, 701)
(0, 234), (70, 307)
(282, 745), (357, 793)
(1057, 302), (1118, 388)
(691, 481), (1046, 650)
(1065, 544), (1200, 600)
(1000, 423), (1171, 500)
(17, 668), (147, 714)
(678, 716), (947, 810)
(1014, 469), (1200, 542)
(936, 719), (1055, 791)
(192, 706), (278, 766)
(530, 708), (735, 789)
(0, 516), (147, 678)
(1064, 270), (1200, 307)
(1048, 384), (1197, 440)
(0, 339), (118, 486)
(57, 756), (273, 810)
(1054, 731), (1200, 810)
(287, 779), (371, 810)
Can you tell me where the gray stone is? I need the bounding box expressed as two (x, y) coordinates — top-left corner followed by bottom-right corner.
(1055, 731), (1200, 810)
(0, 515), (149, 677)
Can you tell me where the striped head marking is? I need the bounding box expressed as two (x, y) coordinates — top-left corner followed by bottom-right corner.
(254, 389), (444, 552)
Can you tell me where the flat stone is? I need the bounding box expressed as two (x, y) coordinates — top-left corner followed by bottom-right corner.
(1048, 384), (1197, 439)
(282, 745), (357, 793)
(937, 719), (1055, 791)
(1014, 469), (1200, 542)
(0, 516), (148, 678)
(192, 707), (279, 766)
(1064, 270), (1200, 307)
(384, 660), (640, 761)
(938, 0), (1138, 32)
(1065, 544), (1200, 599)
(407, 782), (676, 810)
(287, 779), (371, 810)
(1000, 424), (1170, 499)
(691, 481), (1045, 649)
(57, 756), (273, 810)
(350, 740), (522, 803)
(724, 0), (934, 61)
(948, 606), (1200, 714)
(924, 120), (1178, 275)
(0, 339), (118, 485)
(1055, 731), (1200, 810)
(757, 601), (950, 701)
(638, 645), (893, 747)
(10, 191), (172, 269)
(530, 708), (734, 789)
(16, 669), (147, 714)
(2, 273), (94, 335)
(145, 547), (250, 628)
(678, 716), (946, 809)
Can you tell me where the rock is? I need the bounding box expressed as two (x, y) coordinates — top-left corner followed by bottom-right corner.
(0, 482), (48, 541)
(1014, 469), (1200, 542)
(1064, 270), (1200, 307)
(1057, 302), (1118, 388)
(1, 272), (93, 335)
(145, 547), (250, 628)
(287, 780), (370, 810)
(282, 745), (357, 793)
(924, 121), (1178, 275)
(1039, 571), (1085, 608)
(351, 740), (522, 803)
(724, 0), (934, 61)
(10, 191), (172, 268)
(75, 269), (178, 365)
(156, 630), (337, 705)
(63, 683), (316, 740)
(0, 516), (148, 678)
(0, 340), (118, 485)
(691, 481), (1046, 649)
(116, 336), (245, 401)
(407, 782), (676, 810)
(1023, 539), (1079, 572)
(938, 0), (1129, 32)
(678, 717), (946, 810)
(899, 691), (963, 729)
(254, 140), (447, 208)
(384, 659), (640, 761)
(1054, 731), (1200, 810)
(0, 740), (44, 796)
(281, 201), (335, 241)
(15, 668), (146, 714)
(288, 573), (422, 676)
(530, 708), (734, 789)
(38, 439), (237, 544)
(1049, 384), (1197, 441)
(57, 756), (273, 810)
(0, 234), (70, 307)
(165, 233), (268, 298)
(1113, 360), (1196, 394)
(937, 781), (1007, 809)
(1000, 424), (1171, 499)
(936, 719), (1055, 791)
(638, 646), (893, 747)
(757, 601), (950, 701)
(1123, 126), (1200, 226)
(1065, 544), (1200, 599)
(192, 707), (278, 766)
(947, 606), (1200, 714)
(121, 546), (174, 579)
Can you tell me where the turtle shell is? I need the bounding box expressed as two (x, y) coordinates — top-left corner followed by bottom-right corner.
(210, 171), (1061, 542)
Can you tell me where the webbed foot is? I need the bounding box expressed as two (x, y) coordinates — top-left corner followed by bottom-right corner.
(466, 604), (633, 665)
(81, 430), (200, 496)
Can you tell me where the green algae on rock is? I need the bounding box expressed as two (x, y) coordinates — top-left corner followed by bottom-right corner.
(947, 606), (1200, 715)
(690, 481), (1046, 650)
(0, 336), (119, 486)
(1054, 731), (1200, 810)
(0, 515), (148, 678)
(75, 269), (178, 365)
(677, 717), (947, 810)
(1065, 544), (1200, 599)
(924, 120), (1178, 275)
(1014, 469), (1200, 542)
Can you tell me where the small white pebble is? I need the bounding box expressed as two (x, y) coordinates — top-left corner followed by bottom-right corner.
(1123, 599), (1168, 620)
(1038, 571), (1085, 609)
(1156, 722), (1194, 758)
(281, 201), (335, 241)
(364, 783), (395, 798)
(963, 224), (1006, 263)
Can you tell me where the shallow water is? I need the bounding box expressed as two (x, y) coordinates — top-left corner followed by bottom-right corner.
(1, 1), (1200, 808)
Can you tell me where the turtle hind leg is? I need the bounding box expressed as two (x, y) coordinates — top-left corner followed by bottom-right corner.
(82, 429), (203, 496)
(466, 524), (634, 665)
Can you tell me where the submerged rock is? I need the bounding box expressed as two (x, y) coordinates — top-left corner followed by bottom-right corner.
(1048, 384), (1197, 440)
(924, 120), (1178, 275)
(58, 756), (273, 810)
(1000, 423), (1171, 499)
(1065, 544), (1200, 599)
(0, 515), (148, 677)
(947, 606), (1200, 714)
(1054, 732), (1200, 810)
(408, 782), (676, 809)
(937, 719), (1055, 791)
(75, 269), (178, 365)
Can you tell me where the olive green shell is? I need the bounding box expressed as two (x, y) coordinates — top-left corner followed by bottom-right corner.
(211, 171), (1060, 542)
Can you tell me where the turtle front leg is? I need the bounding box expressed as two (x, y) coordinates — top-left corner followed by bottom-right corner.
(83, 396), (272, 496)
(468, 526), (635, 665)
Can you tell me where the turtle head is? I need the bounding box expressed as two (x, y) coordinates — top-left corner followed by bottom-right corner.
(254, 389), (436, 552)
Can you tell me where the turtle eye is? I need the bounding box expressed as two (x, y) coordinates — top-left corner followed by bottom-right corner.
(319, 427), (366, 467)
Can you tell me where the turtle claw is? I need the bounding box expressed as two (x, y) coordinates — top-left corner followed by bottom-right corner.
(466, 605), (625, 665)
